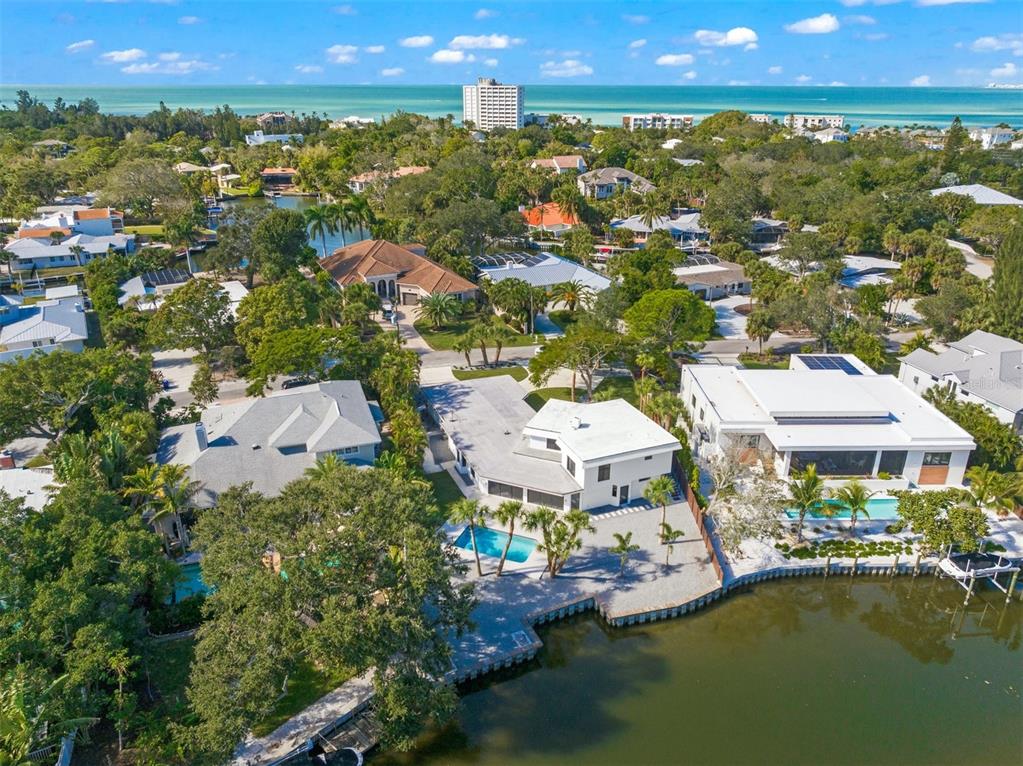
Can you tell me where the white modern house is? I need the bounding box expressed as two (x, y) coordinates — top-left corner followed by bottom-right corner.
(968, 127), (1015, 150)
(157, 381), (381, 508)
(425, 376), (680, 512)
(0, 295), (89, 363)
(622, 113), (694, 131)
(680, 354), (975, 488)
(783, 114), (845, 130)
(462, 77), (524, 131)
(813, 127), (849, 144)
(899, 331), (1023, 434)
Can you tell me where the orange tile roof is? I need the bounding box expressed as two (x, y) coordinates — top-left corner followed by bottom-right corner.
(522, 202), (579, 228)
(321, 240), (477, 296)
(16, 227), (71, 239)
(73, 207), (119, 221)
(261, 167), (297, 174)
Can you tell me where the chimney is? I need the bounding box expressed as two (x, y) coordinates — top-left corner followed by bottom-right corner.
(0, 450), (15, 470)
(195, 422), (209, 451)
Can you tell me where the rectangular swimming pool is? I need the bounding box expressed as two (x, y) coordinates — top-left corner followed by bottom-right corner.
(455, 526), (538, 563)
(784, 497), (899, 521)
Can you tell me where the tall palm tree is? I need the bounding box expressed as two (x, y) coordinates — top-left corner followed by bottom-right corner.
(68, 244), (85, 268)
(659, 522), (684, 568)
(638, 194), (666, 231)
(156, 463), (197, 552)
(488, 319), (516, 365)
(648, 391), (684, 430)
(329, 199), (352, 248)
(419, 292), (460, 330)
(551, 185), (583, 224)
(830, 479), (877, 536)
(550, 280), (591, 312)
(493, 500), (524, 576)
(644, 475), (676, 542)
(304, 204), (338, 259)
(609, 531), (641, 577)
(347, 193), (374, 239)
(449, 498), (488, 576)
(959, 466), (1017, 517)
(305, 453), (348, 480)
(788, 464), (824, 542)
(453, 334), (475, 367)
(468, 319), (493, 366)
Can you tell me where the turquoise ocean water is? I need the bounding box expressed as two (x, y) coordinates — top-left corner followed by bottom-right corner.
(2, 84), (1020, 127)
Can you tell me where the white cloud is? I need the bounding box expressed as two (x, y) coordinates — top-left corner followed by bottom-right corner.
(623, 14), (649, 24)
(474, 8), (497, 19)
(971, 34), (1023, 55)
(656, 53), (695, 66)
(539, 59), (594, 77)
(910, 74), (931, 86)
(430, 49), (474, 63)
(380, 67), (404, 76)
(365, 45), (386, 54)
(177, 15), (200, 24)
(326, 44), (358, 63)
(694, 27), (758, 48)
(795, 74), (812, 83)
(159, 52), (181, 61)
(101, 48), (146, 63)
(122, 58), (215, 75)
(65, 39), (95, 53)
(744, 43), (758, 51)
(399, 35), (434, 48)
(990, 61), (1018, 78)
(768, 65), (783, 74)
(829, 81), (848, 86)
(332, 5), (357, 15)
(295, 64), (323, 74)
(629, 39), (647, 49)
(682, 70), (698, 80)
(844, 14), (876, 24)
(917, 0), (989, 6)
(785, 14), (841, 34)
(448, 34), (523, 49)
(484, 57), (498, 67)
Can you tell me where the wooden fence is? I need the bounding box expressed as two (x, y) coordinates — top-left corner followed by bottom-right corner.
(685, 483), (724, 583)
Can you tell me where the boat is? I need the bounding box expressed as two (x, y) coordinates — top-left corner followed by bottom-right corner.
(938, 551), (1019, 579)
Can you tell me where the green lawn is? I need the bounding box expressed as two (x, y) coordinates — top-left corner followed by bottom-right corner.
(251, 659), (353, 737)
(413, 318), (540, 351)
(525, 387), (584, 411)
(738, 353), (789, 370)
(124, 224), (166, 236)
(424, 470), (464, 521)
(452, 365), (527, 382)
(593, 375), (638, 406)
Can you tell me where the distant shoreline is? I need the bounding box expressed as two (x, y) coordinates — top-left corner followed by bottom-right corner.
(2, 84), (1019, 128)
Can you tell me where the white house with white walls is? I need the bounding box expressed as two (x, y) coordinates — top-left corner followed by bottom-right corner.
(680, 354), (975, 489)
(424, 376), (680, 512)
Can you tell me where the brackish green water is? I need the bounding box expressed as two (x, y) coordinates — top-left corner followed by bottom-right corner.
(380, 578), (1022, 766)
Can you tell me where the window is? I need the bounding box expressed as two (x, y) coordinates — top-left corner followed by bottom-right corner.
(335, 446), (360, 456)
(488, 481), (523, 500)
(644, 455), (653, 461)
(638, 477), (651, 483)
(878, 451), (907, 476)
(691, 395), (696, 407)
(699, 408), (705, 421)
(923, 452), (951, 467)
(566, 456), (576, 475)
(913, 376), (919, 386)
(598, 464), (611, 482)
(570, 493), (580, 510)
(790, 450), (875, 477)
(546, 438), (560, 451)
(527, 489), (563, 507)
(611, 485), (617, 497)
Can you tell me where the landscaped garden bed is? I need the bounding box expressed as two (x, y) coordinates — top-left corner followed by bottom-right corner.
(775, 538), (914, 560)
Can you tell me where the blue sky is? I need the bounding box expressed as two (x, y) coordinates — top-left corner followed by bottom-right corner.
(1, 0), (1021, 87)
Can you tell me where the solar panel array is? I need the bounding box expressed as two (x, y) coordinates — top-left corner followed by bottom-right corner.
(680, 253), (721, 267)
(472, 252), (547, 268)
(797, 355), (863, 376)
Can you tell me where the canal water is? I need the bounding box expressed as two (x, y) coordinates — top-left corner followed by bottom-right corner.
(219, 195), (368, 257)
(378, 577), (1022, 766)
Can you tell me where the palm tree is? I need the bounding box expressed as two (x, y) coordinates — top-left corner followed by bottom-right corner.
(644, 475), (676, 542)
(0, 671), (96, 765)
(374, 450), (410, 475)
(609, 531), (641, 576)
(551, 185), (583, 223)
(450, 498), (488, 576)
(788, 464), (824, 542)
(419, 292), (460, 330)
(348, 193), (374, 239)
(453, 334), (475, 367)
(550, 280), (591, 312)
(746, 309), (776, 355)
(488, 319), (516, 364)
(305, 453), (348, 480)
(638, 194), (667, 231)
(157, 464), (197, 552)
(304, 204), (338, 259)
(960, 465), (1017, 517)
(830, 479), (877, 536)
(648, 391), (684, 430)
(68, 244), (85, 267)
(328, 199), (352, 247)
(468, 319), (492, 366)
(660, 522), (684, 568)
(493, 500), (524, 576)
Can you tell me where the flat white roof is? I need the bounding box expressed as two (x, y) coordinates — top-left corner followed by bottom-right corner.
(0, 469), (53, 511)
(525, 398), (680, 462)
(684, 365), (975, 451)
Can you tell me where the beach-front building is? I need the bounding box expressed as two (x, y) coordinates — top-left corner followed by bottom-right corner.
(783, 114), (845, 131)
(680, 354), (975, 488)
(898, 330), (1023, 434)
(577, 167), (655, 199)
(475, 251), (611, 293)
(529, 155), (587, 175)
(748, 113), (772, 125)
(622, 114), (694, 131)
(968, 127), (1015, 150)
(0, 295), (88, 363)
(425, 376), (680, 512)
(813, 128), (848, 144)
(157, 381), (381, 508)
(462, 77), (524, 131)
(928, 184), (1023, 207)
(321, 239), (477, 306)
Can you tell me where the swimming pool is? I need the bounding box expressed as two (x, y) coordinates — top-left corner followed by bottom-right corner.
(784, 496), (900, 521)
(455, 527), (538, 563)
(171, 561), (213, 603)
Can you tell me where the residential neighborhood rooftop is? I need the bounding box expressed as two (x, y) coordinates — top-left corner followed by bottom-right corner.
(929, 184), (1023, 206)
(475, 252), (611, 291)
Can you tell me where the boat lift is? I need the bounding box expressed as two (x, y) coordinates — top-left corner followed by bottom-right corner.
(937, 548), (1021, 605)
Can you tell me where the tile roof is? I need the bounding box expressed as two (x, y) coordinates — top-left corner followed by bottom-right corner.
(16, 227), (71, 240)
(522, 202), (579, 228)
(320, 240), (477, 295)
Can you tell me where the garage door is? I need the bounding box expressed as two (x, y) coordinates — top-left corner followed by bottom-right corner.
(401, 292), (419, 306)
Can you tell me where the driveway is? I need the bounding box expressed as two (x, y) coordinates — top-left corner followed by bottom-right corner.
(394, 310), (541, 369)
